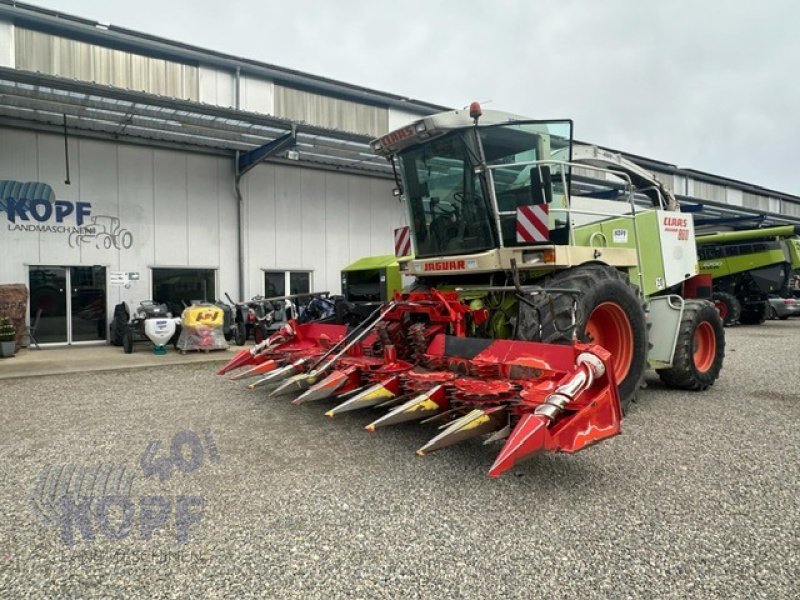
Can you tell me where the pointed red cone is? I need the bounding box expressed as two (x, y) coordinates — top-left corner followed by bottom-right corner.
(487, 414), (549, 478)
(365, 386), (447, 431)
(416, 407), (506, 456)
(229, 359), (280, 381)
(217, 348), (256, 375)
(292, 368), (357, 405)
(325, 376), (400, 417)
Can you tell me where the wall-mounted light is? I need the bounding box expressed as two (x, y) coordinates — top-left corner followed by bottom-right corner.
(286, 150), (300, 161)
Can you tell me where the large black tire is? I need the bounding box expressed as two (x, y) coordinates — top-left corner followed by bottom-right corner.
(122, 328), (133, 354)
(517, 264), (648, 411)
(253, 323), (268, 345)
(712, 291), (741, 327)
(657, 300), (724, 391)
(109, 303), (129, 346)
(739, 302), (767, 325)
(767, 304), (778, 320)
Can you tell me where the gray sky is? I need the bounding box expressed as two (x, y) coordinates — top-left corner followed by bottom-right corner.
(29, 0), (800, 195)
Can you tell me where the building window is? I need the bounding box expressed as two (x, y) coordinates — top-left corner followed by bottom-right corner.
(264, 270), (312, 297)
(152, 268), (216, 315)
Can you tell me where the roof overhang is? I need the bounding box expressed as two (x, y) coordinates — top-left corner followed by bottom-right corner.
(0, 67), (395, 178)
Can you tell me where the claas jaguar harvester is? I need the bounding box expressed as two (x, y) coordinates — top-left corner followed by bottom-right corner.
(219, 103), (726, 477)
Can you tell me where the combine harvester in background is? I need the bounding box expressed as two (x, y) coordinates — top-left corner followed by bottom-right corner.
(697, 226), (800, 325)
(219, 103), (726, 477)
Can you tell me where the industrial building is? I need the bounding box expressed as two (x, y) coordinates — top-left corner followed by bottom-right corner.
(1, 0), (799, 345)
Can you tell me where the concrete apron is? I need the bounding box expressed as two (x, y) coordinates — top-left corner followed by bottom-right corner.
(0, 343), (250, 380)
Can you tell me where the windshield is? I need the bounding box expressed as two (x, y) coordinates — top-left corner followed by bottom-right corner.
(480, 121), (572, 246)
(398, 132), (496, 257)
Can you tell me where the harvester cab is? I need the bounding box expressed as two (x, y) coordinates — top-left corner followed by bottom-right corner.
(219, 103), (725, 478)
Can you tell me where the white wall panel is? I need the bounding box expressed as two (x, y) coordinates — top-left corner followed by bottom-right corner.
(0, 128), (39, 283)
(35, 133), (81, 267)
(273, 165), (304, 273)
(368, 177), (397, 256)
(388, 108), (422, 131)
(0, 19), (15, 68)
(323, 173), (350, 294)
(152, 150), (188, 265)
(347, 176), (372, 262)
(300, 169), (327, 290)
(216, 159), (238, 299)
(243, 162), (276, 295)
(117, 145), (155, 306)
(186, 154), (221, 268)
(726, 187), (743, 207)
(241, 75), (274, 114)
(77, 139), (119, 268)
(198, 66), (235, 108)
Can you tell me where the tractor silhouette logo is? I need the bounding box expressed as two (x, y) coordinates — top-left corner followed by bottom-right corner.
(68, 215), (134, 250)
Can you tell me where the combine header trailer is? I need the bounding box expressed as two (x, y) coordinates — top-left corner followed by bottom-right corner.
(696, 225), (800, 325)
(219, 103), (725, 477)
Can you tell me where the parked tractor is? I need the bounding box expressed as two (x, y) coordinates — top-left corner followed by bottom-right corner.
(696, 225), (800, 325)
(219, 103), (725, 477)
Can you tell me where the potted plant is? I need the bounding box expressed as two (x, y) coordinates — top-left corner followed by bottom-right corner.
(0, 317), (16, 358)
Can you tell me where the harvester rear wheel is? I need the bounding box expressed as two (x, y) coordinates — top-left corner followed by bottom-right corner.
(657, 300), (724, 390)
(739, 302), (767, 325)
(712, 291), (741, 326)
(516, 264), (647, 411)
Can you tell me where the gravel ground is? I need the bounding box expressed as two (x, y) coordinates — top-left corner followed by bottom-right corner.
(0, 320), (798, 599)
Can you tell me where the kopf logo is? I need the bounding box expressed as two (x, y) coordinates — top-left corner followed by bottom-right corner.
(0, 180), (92, 226)
(3, 198), (92, 226)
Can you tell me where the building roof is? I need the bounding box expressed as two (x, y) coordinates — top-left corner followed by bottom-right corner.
(0, 0), (447, 114)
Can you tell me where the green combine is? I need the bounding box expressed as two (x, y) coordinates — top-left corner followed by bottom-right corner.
(696, 225), (800, 325)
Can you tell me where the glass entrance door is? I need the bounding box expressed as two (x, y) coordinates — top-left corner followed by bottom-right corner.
(29, 266), (68, 344)
(29, 266), (107, 345)
(70, 266), (107, 342)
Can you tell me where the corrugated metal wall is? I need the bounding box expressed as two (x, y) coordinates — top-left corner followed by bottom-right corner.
(274, 85), (388, 137)
(14, 28), (199, 100)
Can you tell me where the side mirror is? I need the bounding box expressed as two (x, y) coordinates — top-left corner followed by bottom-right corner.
(530, 165), (553, 205)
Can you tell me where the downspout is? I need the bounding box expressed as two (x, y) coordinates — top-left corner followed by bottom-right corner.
(234, 66), (245, 301)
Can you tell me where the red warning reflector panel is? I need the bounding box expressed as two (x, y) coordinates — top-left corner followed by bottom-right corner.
(516, 204), (550, 243)
(394, 226), (412, 256)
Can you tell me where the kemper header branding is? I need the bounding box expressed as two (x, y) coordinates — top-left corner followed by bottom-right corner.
(1, 180), (133, 250)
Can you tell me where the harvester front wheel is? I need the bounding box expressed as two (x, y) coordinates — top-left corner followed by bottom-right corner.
(712, 291), (741, 326)
(657, 300), (724, 391)
(517, 264), (648, 411)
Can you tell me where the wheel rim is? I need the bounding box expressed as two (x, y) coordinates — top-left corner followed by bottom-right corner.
(692, 321), (716, 373)
(715, 300), (728, 319)
(585, 302), (634, 383)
